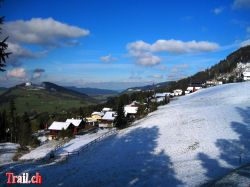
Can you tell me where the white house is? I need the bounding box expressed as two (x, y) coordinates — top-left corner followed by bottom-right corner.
(101, 107), (112, 113)
(243, 72), (250, 81)
(124, 106), (138, 117)
(205, 80), (223, 87)
(154, 92), (171, 102)
(99, 111), (117, 128)
(25, 82), (32, 87)
(173, 89), (183, 96)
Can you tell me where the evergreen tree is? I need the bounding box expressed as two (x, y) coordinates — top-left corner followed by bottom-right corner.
(114, 100), (127, 129)
(78, 107), (83, 117)
(9, 99), (17, 142)
(19, 112), (32, 146)
(0, 110), (7, 141)
(0, 15), (11, 72)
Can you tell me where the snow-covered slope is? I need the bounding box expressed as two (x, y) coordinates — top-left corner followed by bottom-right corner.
(1, 82), (250, 186)
(0, 143), (20, 166)
(19, 129), (110, 160)
(19, 140), (61, 161)
(55, 129), (110, 156)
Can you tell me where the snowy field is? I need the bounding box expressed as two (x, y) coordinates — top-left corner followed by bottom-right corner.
(0, 143), (20, 166)
(1, 82), (250, 186)
(19, 140), (62, 161)
(19, 129), (110, 160)
(55, 128), (110, 156)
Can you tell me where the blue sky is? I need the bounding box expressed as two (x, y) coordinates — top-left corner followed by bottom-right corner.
(0, 0), (250, 90)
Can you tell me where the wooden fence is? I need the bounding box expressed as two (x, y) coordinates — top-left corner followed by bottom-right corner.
(53, 129), (117, 159)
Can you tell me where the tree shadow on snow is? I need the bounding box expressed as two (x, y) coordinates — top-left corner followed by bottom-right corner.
(73, 126), (183, 187)
(198, 106), (250, 186)
(0, 126), (183, 187)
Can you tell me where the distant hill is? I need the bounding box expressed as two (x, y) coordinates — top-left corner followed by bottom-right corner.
(41, 82), (92, 99)
(124, 45), (250, 93)
(0, 82), (97, 114)
(66, 86), (119, 96)
(163, 45), (250, 92)
(122, 81), (173, 94)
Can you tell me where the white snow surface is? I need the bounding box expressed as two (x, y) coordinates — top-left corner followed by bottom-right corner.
(55, 129), (110, 156)
(20, 140), (61, 161)
(19, 129), (110, 160)
(1, 82), (250, 186)
(0, 143), (20, 165)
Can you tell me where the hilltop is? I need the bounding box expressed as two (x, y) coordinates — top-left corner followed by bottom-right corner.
(66, 86), (118, 96)
(0, 82), (97, 114)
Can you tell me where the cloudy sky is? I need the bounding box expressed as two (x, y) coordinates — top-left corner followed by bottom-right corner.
(0, 0), (250, 90)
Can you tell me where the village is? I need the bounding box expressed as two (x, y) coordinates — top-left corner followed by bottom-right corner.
(44, 79), (226, 141)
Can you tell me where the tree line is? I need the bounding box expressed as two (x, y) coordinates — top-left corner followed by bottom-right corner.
(0, 99), (39, 146)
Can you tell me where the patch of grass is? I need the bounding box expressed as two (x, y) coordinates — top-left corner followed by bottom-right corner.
(0, 88), (95, 114)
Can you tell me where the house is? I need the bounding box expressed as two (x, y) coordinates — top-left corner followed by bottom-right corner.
(101, 108), (112, 113)
(205, 80), (223, 87)
(48, 121), (75, 139)
(186, 83), (203, 93)
(173, 89), (183, 96)
(152, 93), (171, 103)
(99, 111), (117, 128)
(65, 119), (85, 134)
(243, 72), (250, 81)
(127, 101), (140, 107)
(85, 112), (104, 126)
(25, 82), (32, 87)
(91, 112), (104, 120)
(124, 106), (138, 118)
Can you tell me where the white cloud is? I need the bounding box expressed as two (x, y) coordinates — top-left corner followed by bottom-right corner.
(149, 74), (163, 79)
(32, 68), (45, 79)
(7, 68), (27, 79)
(213, 7), (224, 15)
(6, 42), (47, 66)
(127, 39), (219, 66)
(100, 54), (117, 63)
(151, 39), (219, 53)
(233, 0), (250, 9)
(4, 17), (90, 47)
(241, 39), (250, 47)
(127, 41), (161, 66)
(136, 54), (161, 66)
(8, 42), (37, 58)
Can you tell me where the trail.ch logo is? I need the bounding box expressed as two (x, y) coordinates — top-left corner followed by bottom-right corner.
(5, 172), (42, 184)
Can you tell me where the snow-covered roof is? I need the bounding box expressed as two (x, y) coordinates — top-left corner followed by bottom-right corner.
(92, 111), (104, 117)
(124, 106), (138, 116)
(65, 119), (82, 127)
(102, 108), (112, 112)
(243, 71), (250, 76)
(48, 121), (72, 130)
(102, 111), (116, 121)
(155, 93), (171, 98)
(173, 89), (182, 92)
(155, 93), (167, 97)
